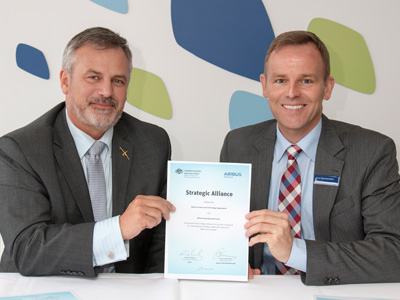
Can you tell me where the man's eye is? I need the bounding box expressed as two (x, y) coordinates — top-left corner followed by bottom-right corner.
(114, 79), (125, 86)
(276, 79), (285, 84)
(89, 76), (99, 80)
(302, 79), (312, 84)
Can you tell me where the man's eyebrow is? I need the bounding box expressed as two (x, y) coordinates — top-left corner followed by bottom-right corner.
(270, 73), (286, 77)
(85, 70), (128, 81)
(300, 74), (317, 78)
(85, 69), (101, 75)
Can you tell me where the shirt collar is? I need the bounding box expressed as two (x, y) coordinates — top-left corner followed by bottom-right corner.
(275, 118), (322, 163)
(65, 109), (113, 159)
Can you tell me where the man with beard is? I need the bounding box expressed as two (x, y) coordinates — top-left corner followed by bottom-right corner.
(0, 27), (175, 277)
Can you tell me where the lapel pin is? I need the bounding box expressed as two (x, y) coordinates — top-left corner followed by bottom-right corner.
(119, 147), (130, 160)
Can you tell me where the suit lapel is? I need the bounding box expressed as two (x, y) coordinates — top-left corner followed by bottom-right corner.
(251, 121), (276, 268)
(252, 123), (276, 211)
(53, 109), (94, 222)
(313, 115), (345, 241)
(111, 120), (133, 216)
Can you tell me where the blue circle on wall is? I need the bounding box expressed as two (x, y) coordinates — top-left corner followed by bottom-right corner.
(16, 43), (50, 80)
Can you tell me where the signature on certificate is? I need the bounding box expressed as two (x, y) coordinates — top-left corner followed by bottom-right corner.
(213, 248), (237, 262)
(180, 249), (203, 261)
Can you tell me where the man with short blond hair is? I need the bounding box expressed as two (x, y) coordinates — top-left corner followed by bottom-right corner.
(221, 30), (400, 285)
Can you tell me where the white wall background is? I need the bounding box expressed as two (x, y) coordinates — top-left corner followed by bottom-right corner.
(1, 0), (399, 256)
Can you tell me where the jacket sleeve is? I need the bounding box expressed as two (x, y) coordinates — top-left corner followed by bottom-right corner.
(0, 136), (97, 277)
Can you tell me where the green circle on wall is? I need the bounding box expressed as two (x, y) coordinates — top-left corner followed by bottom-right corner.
(127, 68), (172, 119)
(308, 18), (376, 94)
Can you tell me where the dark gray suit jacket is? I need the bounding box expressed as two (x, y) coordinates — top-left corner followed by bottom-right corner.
(0, 102), (171, 276)
(220, 115), (400, 285)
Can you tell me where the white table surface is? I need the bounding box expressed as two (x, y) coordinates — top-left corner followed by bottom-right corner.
(0, 273), (399, 300)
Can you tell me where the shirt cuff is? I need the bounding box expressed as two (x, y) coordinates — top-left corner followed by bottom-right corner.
(93, 216), (129, 266)
(285, 238), (307, 272)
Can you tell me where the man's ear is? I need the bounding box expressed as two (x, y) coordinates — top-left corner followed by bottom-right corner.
(260, 73), (269, 99)
(60, 69), (69, 95)
(323, 76), (335, 100)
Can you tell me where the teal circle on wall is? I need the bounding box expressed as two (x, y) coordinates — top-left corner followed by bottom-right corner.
(229, 91), (274, 130)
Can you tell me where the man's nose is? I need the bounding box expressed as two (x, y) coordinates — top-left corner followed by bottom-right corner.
(287, 82), (300, 99)
(98, 81), (113, 98)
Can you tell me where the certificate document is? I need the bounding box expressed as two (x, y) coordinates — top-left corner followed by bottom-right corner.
(165, 161), (251, 281)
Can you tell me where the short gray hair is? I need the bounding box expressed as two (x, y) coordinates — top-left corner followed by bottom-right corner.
(62, 27), (132, 75)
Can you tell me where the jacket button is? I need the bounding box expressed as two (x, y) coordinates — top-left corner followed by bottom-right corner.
(324, 277), (334, 284)
(333, 277), (340, 284)
(323, 277), (340, 285)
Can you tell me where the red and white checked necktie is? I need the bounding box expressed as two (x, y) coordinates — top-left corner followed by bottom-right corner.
(276, 145), (302, 275)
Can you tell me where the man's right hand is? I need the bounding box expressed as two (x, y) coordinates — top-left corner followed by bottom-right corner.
(119, 195), (175, 240)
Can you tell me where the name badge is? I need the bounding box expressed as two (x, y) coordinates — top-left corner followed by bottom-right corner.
(314, 175), (340, 186)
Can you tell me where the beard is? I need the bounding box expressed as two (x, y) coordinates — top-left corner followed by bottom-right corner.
(67, 97), (123, 131)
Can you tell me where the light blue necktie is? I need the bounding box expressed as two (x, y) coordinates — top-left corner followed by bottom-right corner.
(87, 141), (107, 222)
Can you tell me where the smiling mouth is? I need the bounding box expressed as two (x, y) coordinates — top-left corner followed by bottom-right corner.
(283, 104), (305, 110)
